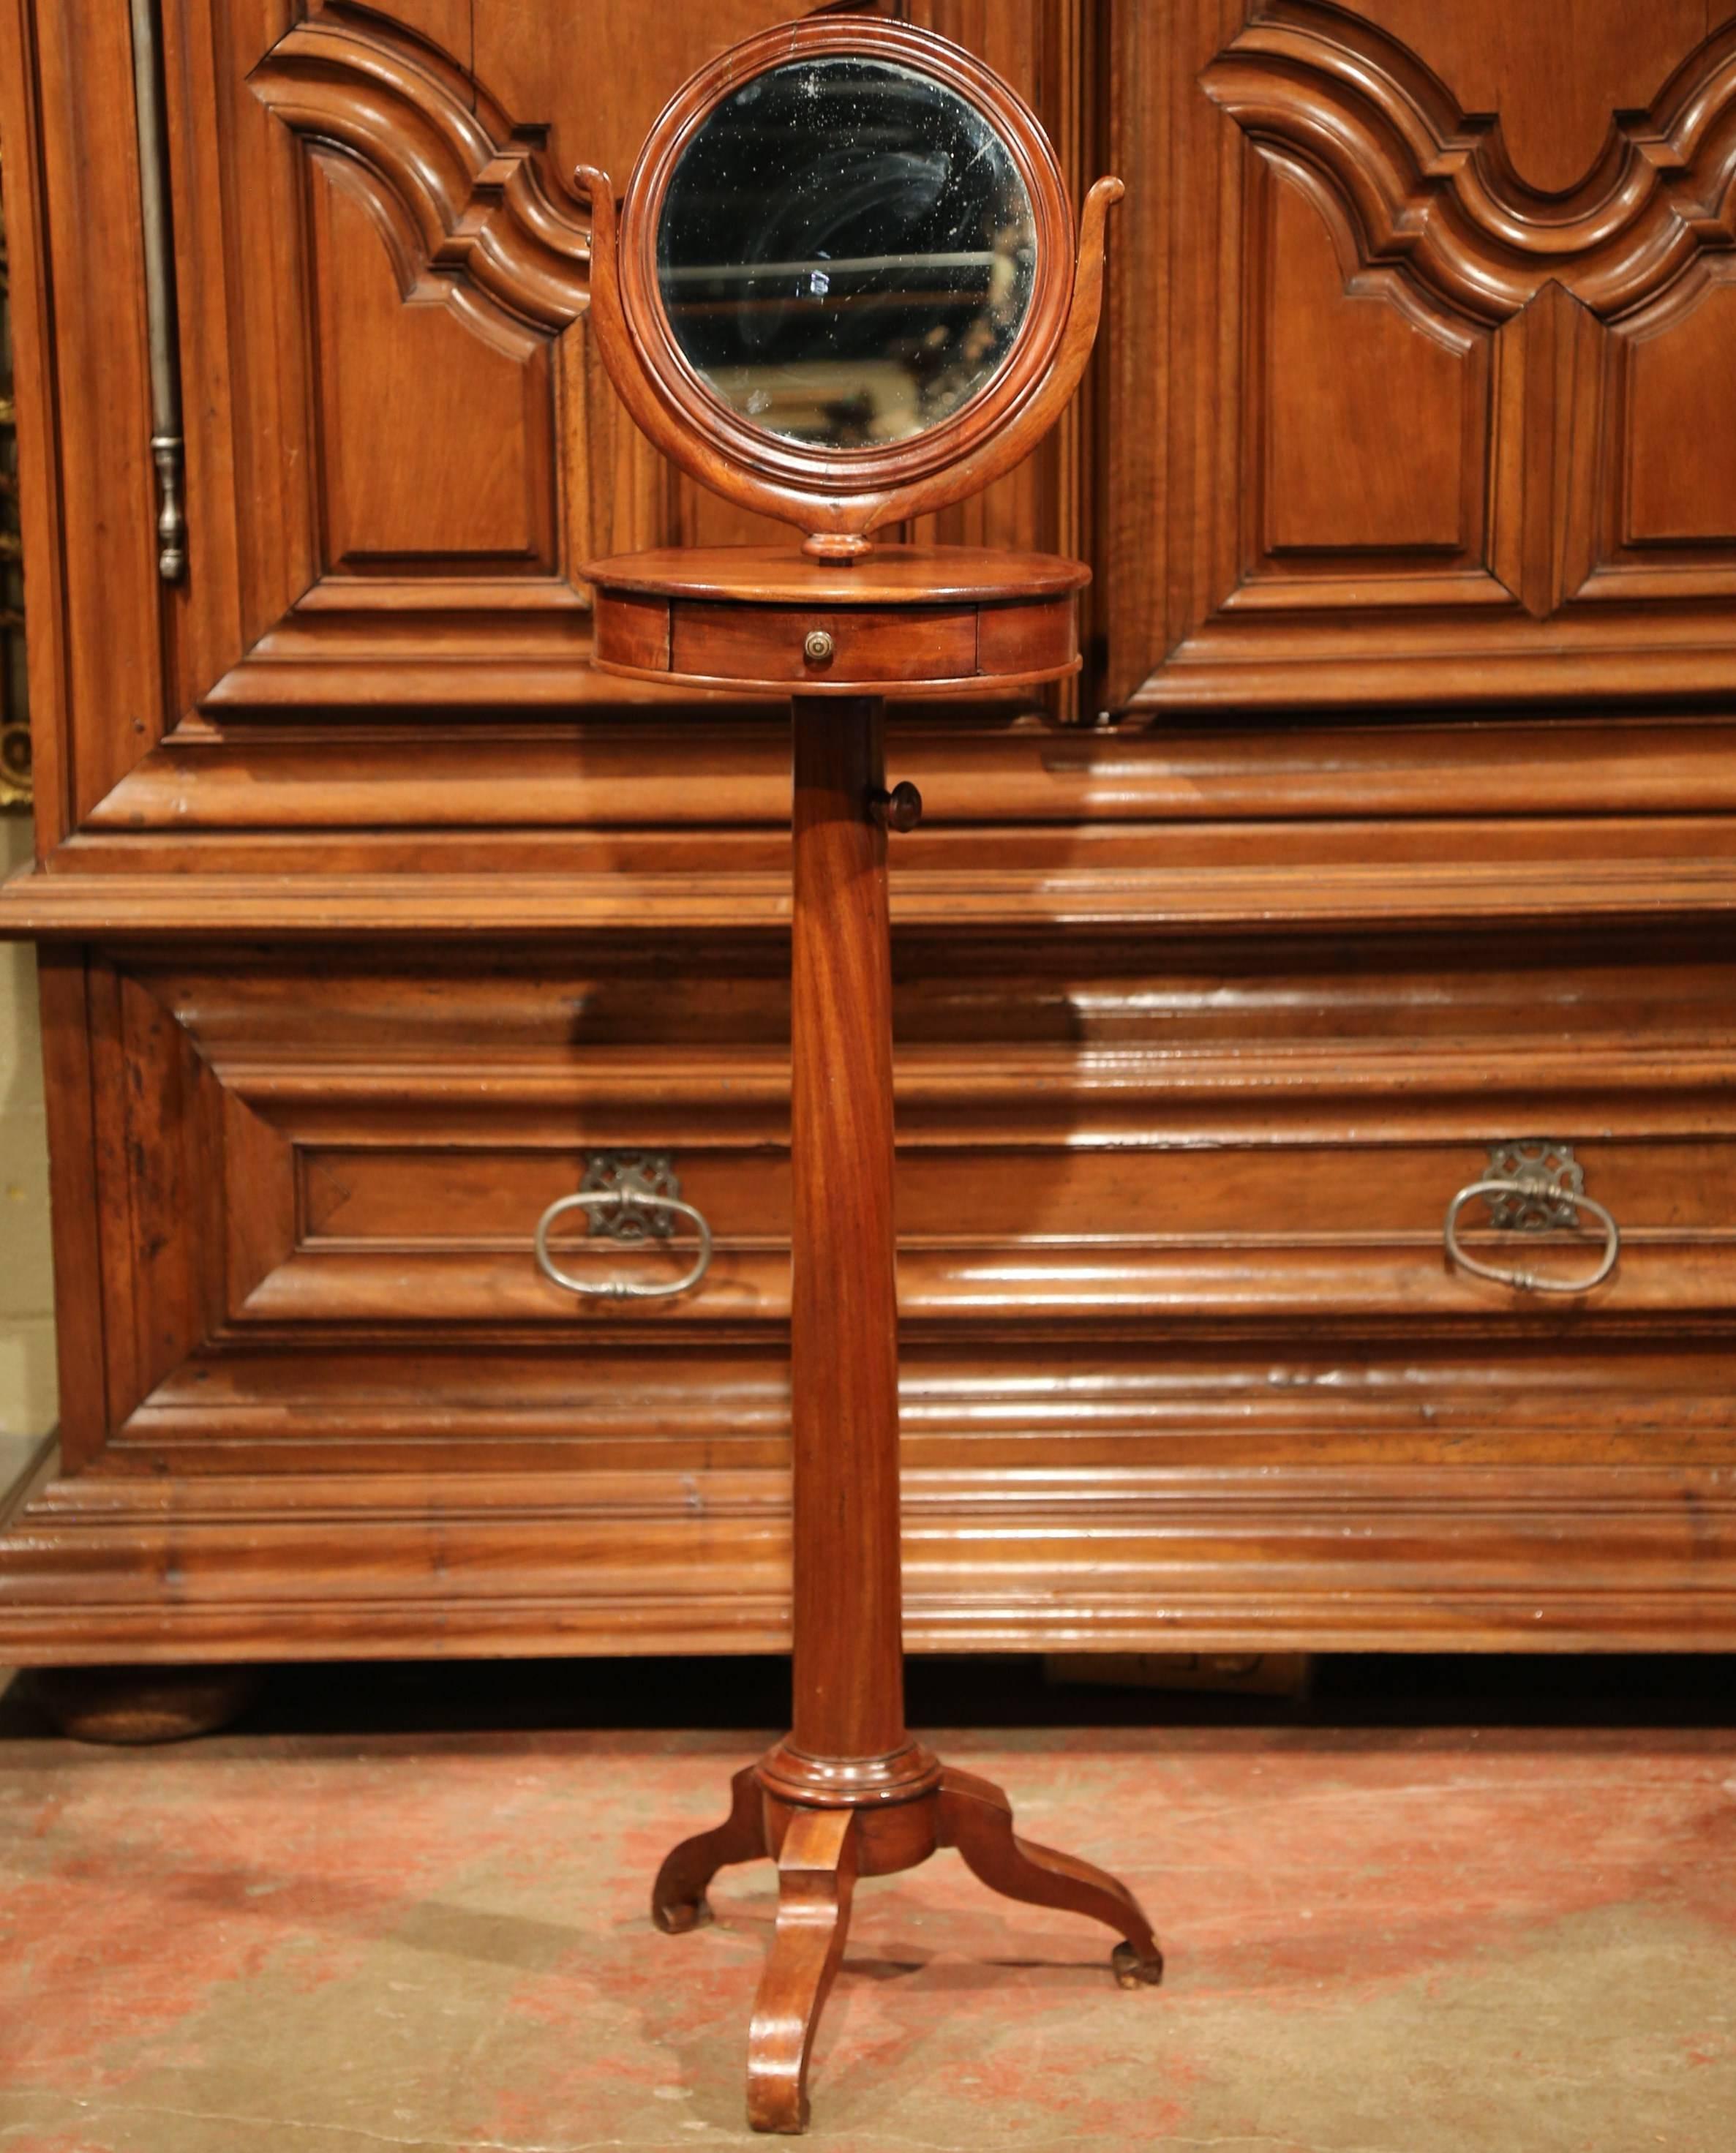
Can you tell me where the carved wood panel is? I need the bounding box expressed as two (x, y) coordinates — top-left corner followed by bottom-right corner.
(1107, 0), (1736, 708)
(1348, 1), (1706, 198)
(166, 0), (608, 723)
(307, 151), (559, 574)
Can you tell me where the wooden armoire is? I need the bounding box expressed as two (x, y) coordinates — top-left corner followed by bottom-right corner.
(3, 0), (1735, 1664)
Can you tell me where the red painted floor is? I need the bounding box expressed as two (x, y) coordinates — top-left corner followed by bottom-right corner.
(0, 1664), (1732, 2151)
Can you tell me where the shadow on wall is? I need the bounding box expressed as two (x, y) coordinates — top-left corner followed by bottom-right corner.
(0, 811), (53, 1465)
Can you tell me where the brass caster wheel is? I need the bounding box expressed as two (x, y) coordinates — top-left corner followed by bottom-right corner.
(653, 1894), (715, 1936)
(1112, 1941), (1164, 1988)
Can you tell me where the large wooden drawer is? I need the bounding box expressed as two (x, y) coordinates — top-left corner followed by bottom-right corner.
(4, 928), (1735, 1658)
(245, 1120), (1736, 1330)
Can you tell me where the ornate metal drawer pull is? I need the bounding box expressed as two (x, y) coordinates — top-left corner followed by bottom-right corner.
(533, 1151), (713, 1301)
(1443, 1141), (1620, 1296)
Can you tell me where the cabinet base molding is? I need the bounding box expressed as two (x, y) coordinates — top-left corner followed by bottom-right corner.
(3, 1457), (1732, 1661)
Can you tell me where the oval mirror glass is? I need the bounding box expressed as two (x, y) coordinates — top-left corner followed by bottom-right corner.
(655, 57), (1037, 451)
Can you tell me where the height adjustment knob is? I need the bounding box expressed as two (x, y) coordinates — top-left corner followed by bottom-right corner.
(871, 781), (923, 832)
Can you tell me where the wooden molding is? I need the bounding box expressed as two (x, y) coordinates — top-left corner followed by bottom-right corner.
(151, 0), (673, 739)
(1489, 280), (1607, 617)
(1202, 2), (1736, 327)
(74, 713), (1736, 835)
(4, 1458), (1734, 1658)
(15, 843), (1736, 936)
(249, 4), (591, 333)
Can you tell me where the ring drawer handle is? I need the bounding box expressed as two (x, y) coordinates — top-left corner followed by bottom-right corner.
(535, 1150), (713, 1301)
(1443, 1179), (1620, 1296)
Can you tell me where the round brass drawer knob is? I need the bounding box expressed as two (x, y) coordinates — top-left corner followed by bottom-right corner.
(803, 629), (835, 665)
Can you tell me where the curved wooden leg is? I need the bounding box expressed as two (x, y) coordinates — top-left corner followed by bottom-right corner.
(652, 1762), (768, 1935)
(747, 1805), (858, 2135)
(937, 1765), (1163, 1987)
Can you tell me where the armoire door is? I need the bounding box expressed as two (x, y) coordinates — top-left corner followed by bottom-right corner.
(10, 0), (1086, 858)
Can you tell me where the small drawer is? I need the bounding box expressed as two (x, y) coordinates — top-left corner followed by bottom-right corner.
(669, 600), (980, 685)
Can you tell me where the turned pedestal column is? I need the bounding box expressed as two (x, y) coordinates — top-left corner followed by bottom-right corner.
(585, 549), (1162, 2135)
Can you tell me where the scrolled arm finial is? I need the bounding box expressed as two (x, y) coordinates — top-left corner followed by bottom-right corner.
(576, 164), (658, 444)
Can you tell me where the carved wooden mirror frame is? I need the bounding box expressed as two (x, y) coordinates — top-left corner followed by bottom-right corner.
(578, 15), (1121, 558)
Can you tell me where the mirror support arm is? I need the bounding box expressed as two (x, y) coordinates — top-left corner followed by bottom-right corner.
(579, 167), (853, 541)
(857, 177), (1124, 545)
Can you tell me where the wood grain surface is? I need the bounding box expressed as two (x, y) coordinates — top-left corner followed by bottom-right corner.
(788, 698), (906, 1761)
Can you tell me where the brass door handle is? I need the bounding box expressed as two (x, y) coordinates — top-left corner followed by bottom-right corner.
(536, 1190), (713, 1300)
(129, 0), (187, 578)
(533, 1152), (713, 1301)
(1443, 1139), (1620, 1296)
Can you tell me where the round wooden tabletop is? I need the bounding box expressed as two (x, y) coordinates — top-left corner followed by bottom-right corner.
(582, 544), (1091, 605)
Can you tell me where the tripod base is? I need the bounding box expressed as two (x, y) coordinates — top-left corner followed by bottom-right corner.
(651, 1748), (1164, 2135)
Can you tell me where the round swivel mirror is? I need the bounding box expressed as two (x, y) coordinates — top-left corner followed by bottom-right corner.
(655, 57), (1037, 451)
(579, 16), (1120, 555)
